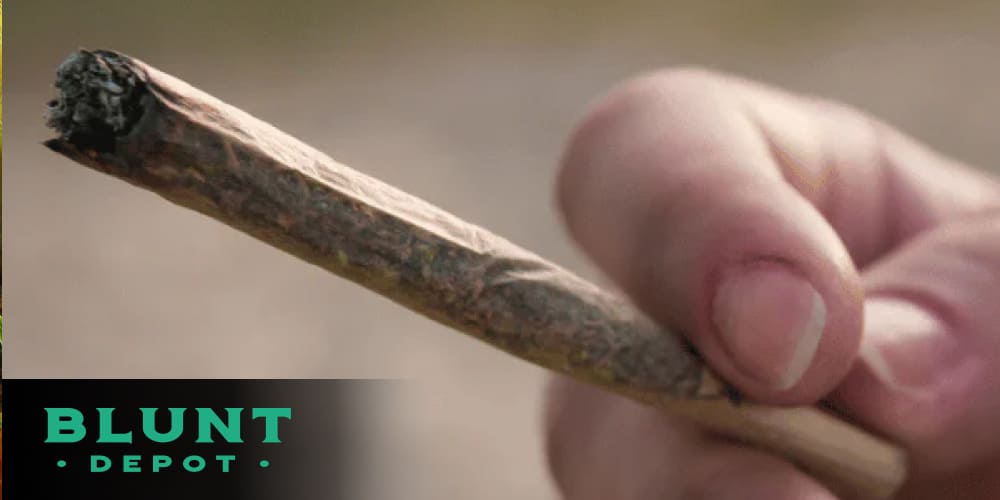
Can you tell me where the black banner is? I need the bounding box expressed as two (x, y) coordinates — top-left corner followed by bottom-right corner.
(3, 379), (379, 499)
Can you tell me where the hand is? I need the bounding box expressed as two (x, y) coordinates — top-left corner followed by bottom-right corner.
(544, 69), (1000, 499)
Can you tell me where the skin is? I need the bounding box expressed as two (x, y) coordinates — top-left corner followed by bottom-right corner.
(544, 68), (1000, 500)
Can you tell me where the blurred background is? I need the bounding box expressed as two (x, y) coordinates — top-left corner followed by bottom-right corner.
(5, 1), (999, 498)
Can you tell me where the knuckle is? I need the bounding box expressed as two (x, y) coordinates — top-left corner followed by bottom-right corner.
(566, 66), (723, 154)
(635, 66), (723, 94)
(556, 66), (725, 224)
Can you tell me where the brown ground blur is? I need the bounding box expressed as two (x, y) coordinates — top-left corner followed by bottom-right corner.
(4, 1), (999, 498)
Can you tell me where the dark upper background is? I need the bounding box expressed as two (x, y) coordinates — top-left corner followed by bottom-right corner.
(5, 1), (999, 498)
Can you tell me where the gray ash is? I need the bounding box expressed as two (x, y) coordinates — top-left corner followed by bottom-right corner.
(45, 50), (146, 152)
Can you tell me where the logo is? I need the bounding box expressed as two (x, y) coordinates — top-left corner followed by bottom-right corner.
(44, 407), (292, 473)
(6, 379), (360, 499)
